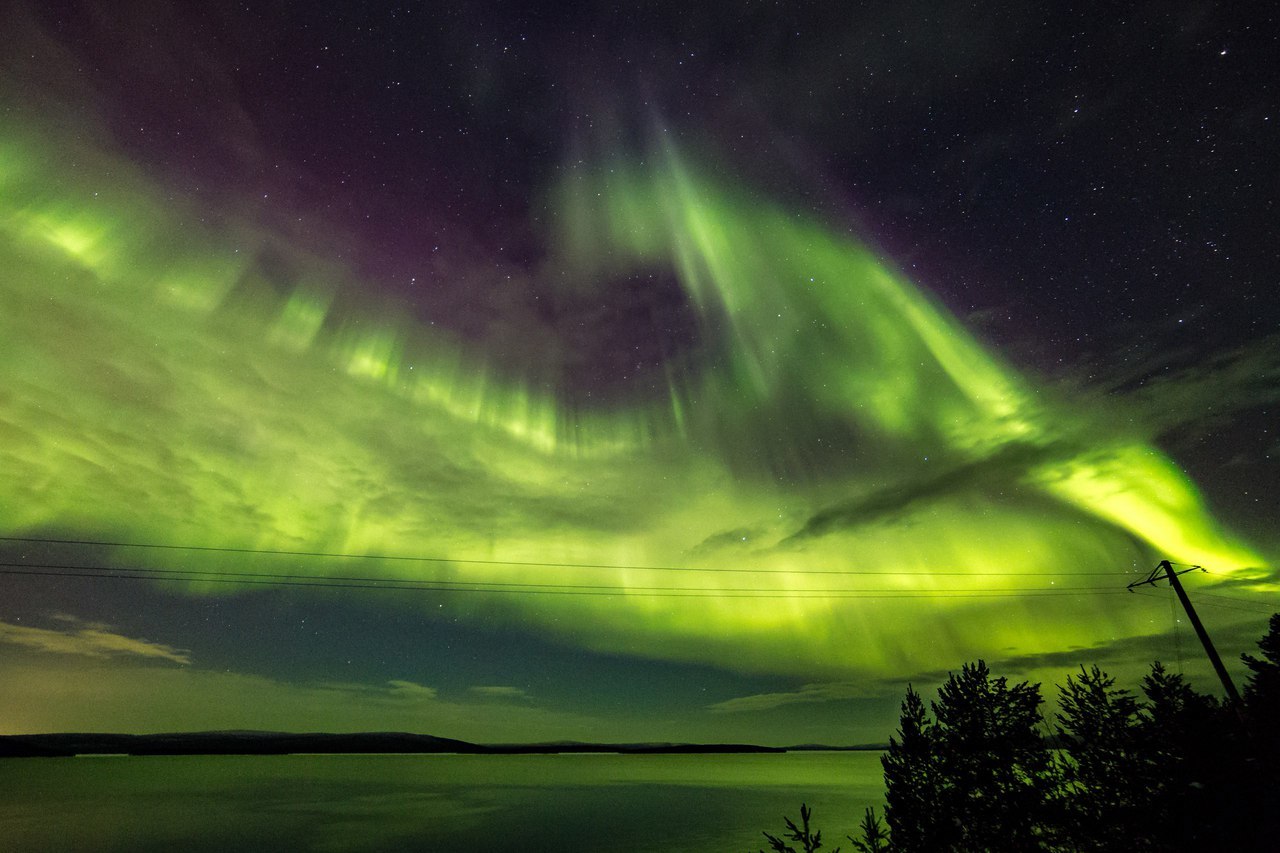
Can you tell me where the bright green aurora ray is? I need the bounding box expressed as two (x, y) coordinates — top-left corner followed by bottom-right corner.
(0, 122), (1267, 678)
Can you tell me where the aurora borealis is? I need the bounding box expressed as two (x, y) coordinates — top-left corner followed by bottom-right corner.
(1, 1), (1276, 744)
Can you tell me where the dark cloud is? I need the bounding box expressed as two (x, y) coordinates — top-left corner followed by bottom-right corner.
(687, 527), (769, 557)
(785, 442), (1068, 542)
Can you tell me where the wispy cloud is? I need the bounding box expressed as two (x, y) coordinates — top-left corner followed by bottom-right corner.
(0, 657), (604, 740)
(707, 681), (884, 713)
(0, 617), (190, 664)
(468, 685), (531, 701)
(783, 442), (1062, 541)
(687, 526), (767, 556)
(1067, 332), (1280, 442)
(385, 680), (438, 700)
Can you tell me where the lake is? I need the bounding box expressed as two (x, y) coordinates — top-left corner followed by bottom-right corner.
(0, 751), (885, 852)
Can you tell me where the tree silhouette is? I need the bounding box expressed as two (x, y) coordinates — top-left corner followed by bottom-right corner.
(1242, 613), (1280, 743)
(882, 662), (1057, 852)
(1140, 663), (1220, 786)
(757, 803), (837, 853)
(1237, 615), (1280, 850)
(1054, 665), (1150, 851)
(933, 661), (1057, 851)
(847, 806), (891, 853)
(755, 615), (1280, 853)
(880, 685), (936, 851)
(1139, 661), (1260, 851)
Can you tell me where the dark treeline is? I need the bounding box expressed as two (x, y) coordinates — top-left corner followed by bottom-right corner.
(757, 613), (1280, 853)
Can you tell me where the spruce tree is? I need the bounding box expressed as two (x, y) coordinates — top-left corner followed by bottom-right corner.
(847, 807), (891, 853)
(881, 686), (937, 851)
(1241, 613), (1280, 741)
(1238, 614), (1280, 850)
(1054, 665), (1149, 851)
(1137, 662), (1229, 850)
(929, 661), (1056, 851)
(882, 664), (1057, 851)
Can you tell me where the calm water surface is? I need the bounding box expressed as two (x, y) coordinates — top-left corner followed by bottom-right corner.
(0, 752), (884, 852)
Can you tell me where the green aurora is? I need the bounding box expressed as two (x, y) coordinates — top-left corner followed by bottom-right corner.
(0, 116), (1270, 683)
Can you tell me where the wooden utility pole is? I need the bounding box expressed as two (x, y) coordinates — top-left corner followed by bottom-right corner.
(1129, 560), (1243, 711)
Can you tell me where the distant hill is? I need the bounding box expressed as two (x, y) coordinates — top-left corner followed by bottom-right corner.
(0, 731), (479, 757)
(0, 731), (808, 757)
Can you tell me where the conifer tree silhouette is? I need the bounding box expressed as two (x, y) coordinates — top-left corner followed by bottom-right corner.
(1055, 665), (1150, 851)
(1242, 613), (1280, 743)
(883, 662), (1056, 852)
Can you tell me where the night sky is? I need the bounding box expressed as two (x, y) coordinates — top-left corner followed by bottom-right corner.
(1, 0), (1276, 745)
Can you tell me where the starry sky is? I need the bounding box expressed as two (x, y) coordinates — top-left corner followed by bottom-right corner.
(1, 0), (1276, 745)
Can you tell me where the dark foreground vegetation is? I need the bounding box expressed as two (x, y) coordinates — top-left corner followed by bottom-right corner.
(759, 613), (1280, 853)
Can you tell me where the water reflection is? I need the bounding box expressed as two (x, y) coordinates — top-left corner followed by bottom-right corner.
(1, 753), (885, 853)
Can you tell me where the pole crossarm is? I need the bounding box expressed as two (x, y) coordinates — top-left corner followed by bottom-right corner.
(1127, 561), (1202, 591)
(1127, 559), (1244, 714)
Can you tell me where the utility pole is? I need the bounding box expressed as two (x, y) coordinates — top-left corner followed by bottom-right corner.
(1129, 560), (1243, 713)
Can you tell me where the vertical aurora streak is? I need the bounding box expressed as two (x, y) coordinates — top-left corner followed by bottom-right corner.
(0, 113), (1268, 681)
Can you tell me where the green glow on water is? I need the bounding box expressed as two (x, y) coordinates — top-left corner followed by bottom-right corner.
(0, 753), (886, 853)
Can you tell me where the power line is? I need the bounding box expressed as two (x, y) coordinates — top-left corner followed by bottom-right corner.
(0, 564), (1133, 600)
(0, 561), (1119, 594)
(1127, 587), (1273, 617)
(0, 535), (1142, 578)
(1197, 591), (1278, 609)
(1189, 598), (1277, 616)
